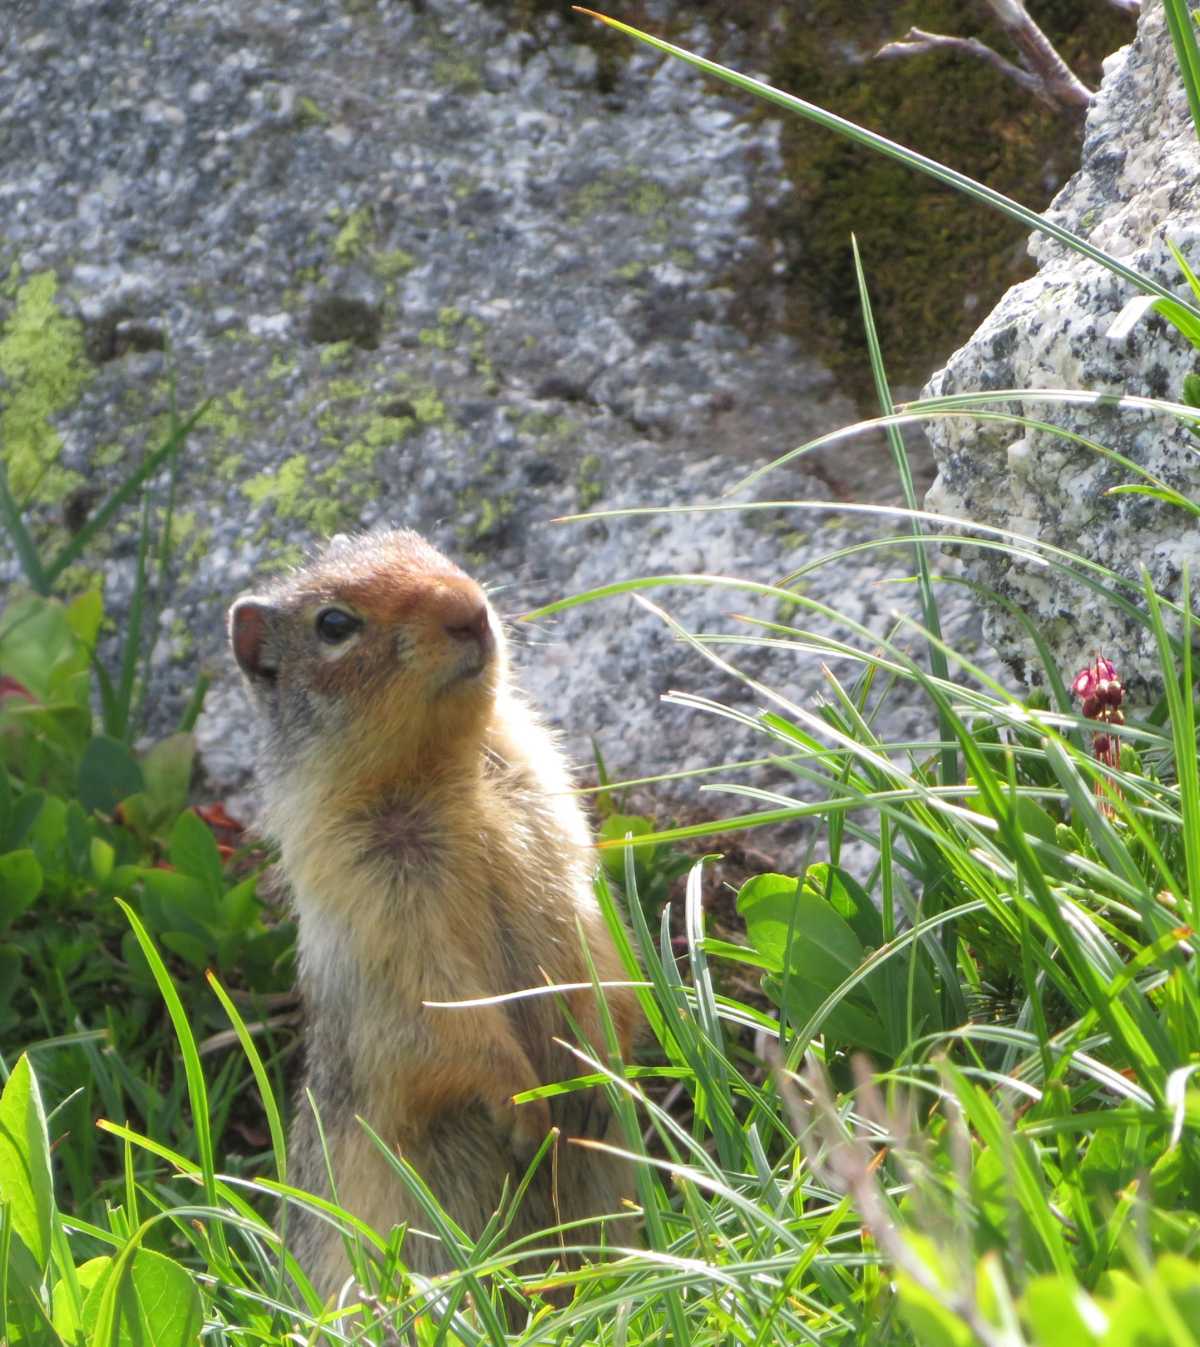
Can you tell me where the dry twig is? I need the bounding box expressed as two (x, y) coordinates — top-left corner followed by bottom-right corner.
(877, 0), (1095, 114)
(772, 1051), (1013, 1347)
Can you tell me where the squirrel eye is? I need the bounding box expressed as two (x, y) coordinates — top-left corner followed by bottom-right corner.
(315, 607), (362, 645)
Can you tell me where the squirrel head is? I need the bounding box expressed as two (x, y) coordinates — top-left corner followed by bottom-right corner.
(229, 530), (507, 789)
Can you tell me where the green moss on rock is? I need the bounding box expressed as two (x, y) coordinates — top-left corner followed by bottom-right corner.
(0, 271), (93, 502)
(743, 0), (1133, 396)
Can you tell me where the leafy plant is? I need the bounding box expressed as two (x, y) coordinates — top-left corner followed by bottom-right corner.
(0, 584), (293, 1226)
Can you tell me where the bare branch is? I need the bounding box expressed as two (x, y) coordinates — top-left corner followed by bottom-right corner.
(980, 0), (1093, 108)
(875, 0), (1096, 116)
(775, 1054), (1014, 1347)
(877, 26), (1051, 102)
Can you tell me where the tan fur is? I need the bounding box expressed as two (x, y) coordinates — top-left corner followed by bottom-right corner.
(229, 531), (639, 1295)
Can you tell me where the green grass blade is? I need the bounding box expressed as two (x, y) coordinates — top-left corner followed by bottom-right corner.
(572, 9), (1196, 316)
(852, 235), (955, 786)
(0, 466), (51, 595)
(205, 972), (287, 1181)
(1144, 565), (1200, 927)
(176, 670), (210, 734)
(1163, 0), (1200, 146)
(113, 899), (227, 1261)
(43, 398), (209, 586)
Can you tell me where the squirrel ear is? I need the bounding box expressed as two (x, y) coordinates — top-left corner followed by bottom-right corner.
(229, 597), (280, 683)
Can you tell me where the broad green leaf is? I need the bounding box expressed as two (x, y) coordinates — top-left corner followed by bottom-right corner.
(1022, 1276), (1103, 1346)
(167, 808), (224, 902)
(90, 836), (115, 884)
(160, 930), (212, 970)
(218, 874), (260, 935)
(0, 596), (87, 702)
(139, 867), (218, 935)
(805, 862), (881, 948)
(4, 700), (92, 759)
(0, 850), (42, 930)
(0, 1054), (54, 1274)
(735, 873), (800, 972)
(0, 945), (20, 1013)
(597, 812), (655, 882)
(1098, 1256), (1200, 1345)
(1154, 1254), (1200, 1331)
(64, 799), (92, 875)
(1080, 1125), (1141, 1199)
(77, 736), (144, 815)
(114, 794), (153, 839)
(82, 1246), (203, 1347)
(139, 733), (195, 822)
(895, 1270), (975, 1347)
(739, 872), (894, 1056)
(798, 866), (937, 1054)
(64, 587), (103, 648)
(3, 788), (44, 851)
(52, 1254), (111, 1342)
(28, 795), (68, 888)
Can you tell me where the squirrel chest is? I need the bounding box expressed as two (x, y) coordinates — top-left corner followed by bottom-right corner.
(228, 528), (639, 1289)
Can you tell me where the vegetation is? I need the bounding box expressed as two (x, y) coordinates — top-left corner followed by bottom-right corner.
(4, 9), (1200, 1346)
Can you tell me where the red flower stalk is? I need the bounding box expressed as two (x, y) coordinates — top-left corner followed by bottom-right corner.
(1071, 653), (1125, 775)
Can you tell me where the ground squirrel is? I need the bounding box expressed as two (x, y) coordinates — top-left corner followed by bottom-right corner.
(229, 529), (639, 1293)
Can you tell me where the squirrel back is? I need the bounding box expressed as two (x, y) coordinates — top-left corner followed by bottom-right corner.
(230, 530), (639, 1292)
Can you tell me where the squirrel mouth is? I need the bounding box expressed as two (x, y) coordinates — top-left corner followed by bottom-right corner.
(444, 648), (492, 688)
(442, 617), (495, 687)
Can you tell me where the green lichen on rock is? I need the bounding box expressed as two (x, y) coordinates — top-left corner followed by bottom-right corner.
(0, 271), (93, 501)
(463, 315), (498, 392)
(318, 340), (356, 367)
(0, 258), (24, 301)
(200, 390), (251, 445)
(295, 95), (330, 130)
(260, 541), (306, 572)
(375, 249), (415, 281)
(575, 452), (604, 510)
(333, 205), (375, 261)
(240, 373), (449, 537)
(243, 452), (344, 535)
(456, 488), (515, 561)
(570, 169), (675, 244)
(432, 55), (483, 92)
(419, 306), (466, 350)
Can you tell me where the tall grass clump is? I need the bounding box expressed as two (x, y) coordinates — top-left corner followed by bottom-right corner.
(5, 10), (1200, 1346)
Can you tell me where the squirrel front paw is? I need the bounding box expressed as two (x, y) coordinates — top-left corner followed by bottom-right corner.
(553, 1087), (612, 1141)
(488, 1091), (552, 1163)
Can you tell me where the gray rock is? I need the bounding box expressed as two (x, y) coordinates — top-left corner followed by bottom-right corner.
(924, 0), (1200, 693)
(0, 0), (974, 834)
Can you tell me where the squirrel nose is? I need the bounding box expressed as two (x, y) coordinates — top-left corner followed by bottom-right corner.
(440, 590), (494, 656)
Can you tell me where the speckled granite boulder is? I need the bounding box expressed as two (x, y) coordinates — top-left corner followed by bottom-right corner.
(0, 0), (974, 821)
(924, 0), (1200, 690)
